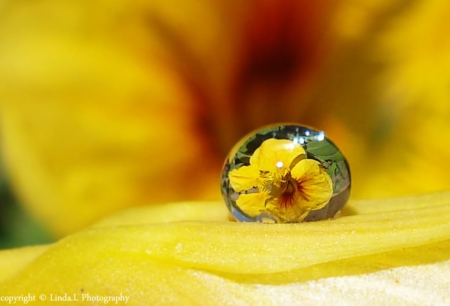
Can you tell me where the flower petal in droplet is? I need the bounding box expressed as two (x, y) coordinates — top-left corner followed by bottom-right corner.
(291, 159), (333, 210)
(255, 139), (306, 175)
(265, 197), (310, 222)
(228, 165), (260, 192)
(235, 192), (269, 217)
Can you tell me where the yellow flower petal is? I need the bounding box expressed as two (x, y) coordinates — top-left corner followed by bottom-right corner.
(1, 192), (450, 305)
(254, 139), (306, 175)
(291, 159), (333, 210)
(265, 197), (310, 222)
(0, 245), (50, 283)
(235, 192), (269, 217)
(228, 165), (260, 192)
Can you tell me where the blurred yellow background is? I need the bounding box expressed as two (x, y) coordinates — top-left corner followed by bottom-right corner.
(0, 0), (449, 243)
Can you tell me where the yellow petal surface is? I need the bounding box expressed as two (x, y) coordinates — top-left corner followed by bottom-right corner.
(291, 159), (333, 209)
(0, 245), (50, 283)
(1, 191), (450, 305)
(254, 139), (306, 175)
(228, 165), (260, 192)
(235, 193), (269, 218)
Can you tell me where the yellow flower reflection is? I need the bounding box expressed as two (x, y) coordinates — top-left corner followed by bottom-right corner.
(229, 139), (332, 222)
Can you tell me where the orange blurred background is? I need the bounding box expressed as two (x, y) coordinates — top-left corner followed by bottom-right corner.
(1, 0), (449, 246)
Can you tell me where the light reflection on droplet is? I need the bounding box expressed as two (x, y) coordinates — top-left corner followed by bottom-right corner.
(317, 131), (325, 141)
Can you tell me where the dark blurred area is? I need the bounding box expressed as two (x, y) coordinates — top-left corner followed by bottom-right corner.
(0, 164), (52, 249)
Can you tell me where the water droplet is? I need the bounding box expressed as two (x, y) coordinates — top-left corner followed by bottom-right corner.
(221, 123), (351, 223)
